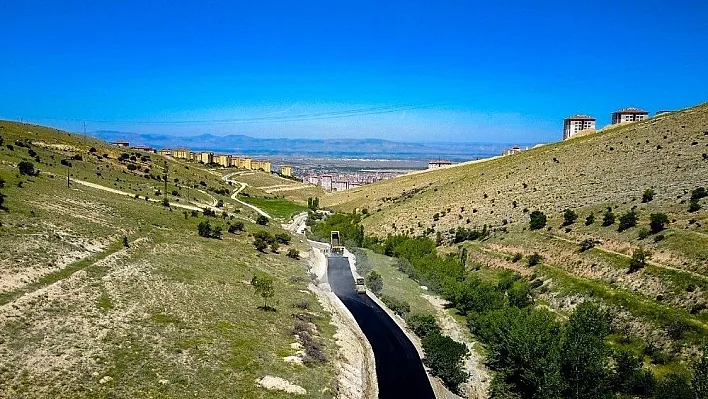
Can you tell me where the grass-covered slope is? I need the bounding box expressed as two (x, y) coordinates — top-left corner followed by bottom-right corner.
(326, 103), (708, 238)
(0, 121), (335, 398)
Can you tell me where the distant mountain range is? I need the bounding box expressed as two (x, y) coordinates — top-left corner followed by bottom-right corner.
(89, 131), (521, 161)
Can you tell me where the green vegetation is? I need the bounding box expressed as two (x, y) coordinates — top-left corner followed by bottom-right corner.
(238, 194), (307, 220)
(310, 212), (364, 247)
(643, 188), (655, 203)
(618, 208), (639, 232)
(365, 270), (383, 294)
(251, 274), (275, 310)
(197, 220), (222, 239)
(422, 332), (469, 393)
(650, 213), (669, 234)
(563, 208), (578, 226)
(629, 247), (650, 273)
(585, 212), (595, 226)
(529, 210), (547, 230)
(602, 207), (615, 226)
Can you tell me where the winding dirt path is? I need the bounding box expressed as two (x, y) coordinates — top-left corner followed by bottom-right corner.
(221, 172), (272, 219)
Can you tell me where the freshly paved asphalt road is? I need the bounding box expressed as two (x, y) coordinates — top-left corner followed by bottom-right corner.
(327, 256), (435, 399)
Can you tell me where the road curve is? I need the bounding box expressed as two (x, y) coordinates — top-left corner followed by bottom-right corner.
(221, 173), (272, 219)
(327, 256), (435, 399)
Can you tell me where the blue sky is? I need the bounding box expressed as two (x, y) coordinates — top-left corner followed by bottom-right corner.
(1, 1), (707, 143)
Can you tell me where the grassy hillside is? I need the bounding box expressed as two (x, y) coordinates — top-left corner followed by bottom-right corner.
(323, 103), (708, 378)
(0, 121), (336, 397)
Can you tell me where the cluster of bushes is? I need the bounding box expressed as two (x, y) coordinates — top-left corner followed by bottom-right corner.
(227, 221), (244, 233)
(18, 161), (38, 176)
(365, 270), (383, 294)
(310, 212), (365, 247)
(291, 314), (327, 364)
(197, 221), (222, 239)
(689, 187), (707, 212)
(252, 231), (290, 253)
(379, 294), (410, 317)
(452, 226), (489, 243)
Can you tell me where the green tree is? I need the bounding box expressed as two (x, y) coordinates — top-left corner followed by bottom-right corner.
(561, 302), (612, 399)
(527, 252), (543, 266)
(422, 333), (469, 393)
(251, 274), (275, 309)
(17, 161), (36, 176)
(563, 209), (578, 226)
(407, 314), (440, 338)
(365, 270), (383, 294)
(585, 212), (595, 226)
(286, 248), (300, 259)
(256, 215), (269, 225)
(253, 237), (268, 252)
(228, 221), (244, 233)
(654, 373), (692, 399)
(629, 247), (650, 273)
(602, 208), (615, 226)
(617, 209), (639, 232)
(197, 221), (212, 238)
(649, 213), (669, 234)
(275, 232), (291, 244)
(529, 210), (547, 230)
(642, 188), (655, 203)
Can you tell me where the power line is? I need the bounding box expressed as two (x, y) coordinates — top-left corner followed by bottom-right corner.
(11, 103), (438, 126)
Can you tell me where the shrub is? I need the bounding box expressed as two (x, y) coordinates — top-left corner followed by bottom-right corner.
(407, 314), (441, 338)
(275, 232), (291, 244)
(527, 252), (543, 266)
(228, 221), (244, 233)
(253, 237), (268, 252)
(256, 215), (269, 225)
(529, 210), (547, 230)
(642, 188), (655, 203)
(628, 248), (650, 273)
(562, 209), (578, 226)
(422, 333), (469, 393)
(365, 270), (383, 294)
(653, 373), (692, 399)
(585, 212), (595, 226)
(270, 242), (279, 253)
(197, 221), (221, 239)
(511, 253), (523, 263)
(666, 320), (689, 340)
(618, 210), (639, 232)
(579, 238), (597, 252)
(161, 198), (170, 207)
(653, 234), (665, 243)
(649, 213), (669, 234)
(691, 187), (708, 202)
(171, 190), (179, 196)
(287, 248), (300, 259)
(216, 199), (224, 207)
(637, 228), (650, 240)
(602, 208), (615, 226)
(380, 294), (410, 317)
(0, 192), (5, 210)
(689, 200), (701, 213)
(17, 161), (36, 176)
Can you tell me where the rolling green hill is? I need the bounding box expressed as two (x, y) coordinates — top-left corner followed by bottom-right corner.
(324, 103), (708, 378)
(0, 121), (335, 398)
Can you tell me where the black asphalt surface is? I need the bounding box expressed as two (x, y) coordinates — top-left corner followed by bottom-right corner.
(327, 256), (435, 399)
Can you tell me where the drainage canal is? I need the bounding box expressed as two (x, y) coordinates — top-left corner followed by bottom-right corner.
(327, 256), (435, 399)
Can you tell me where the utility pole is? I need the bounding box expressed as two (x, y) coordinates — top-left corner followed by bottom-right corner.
(163, 160), (168, 197)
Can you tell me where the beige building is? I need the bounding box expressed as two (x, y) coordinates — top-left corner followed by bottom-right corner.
(320, 175), (333, 191)
(563, 115), (596, 140)
(238, 157), (252, 169)
(197, 152), (213, 164)
(158, 149), (172, 156)
(428, 160), (452, 169)
(229, 156), (241, 167)
(172, 149), (190, 159)
(280, 165), (293, 177)
(611, 108), (649, 124)
(213, 154), (231, 167)
(251, 160), (272, 173)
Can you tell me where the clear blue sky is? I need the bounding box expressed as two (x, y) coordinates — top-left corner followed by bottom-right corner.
(1, 0), (707, 143)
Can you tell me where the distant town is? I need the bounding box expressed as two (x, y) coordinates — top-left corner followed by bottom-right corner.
(111, 106), (670, 192)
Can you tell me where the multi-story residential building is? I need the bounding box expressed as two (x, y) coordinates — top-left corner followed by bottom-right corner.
(611, 108), (649, 124)
(172, 149), (190, 159)
(158, 149), (172, 156)
(213, 154), (230, 167)
(251, 160), (271, 173)
(229, 156), (241, 167)
(280, 165), (293, 177)
(563, 115), (596, 140)
(238, 157), (252, 170)
(333, 180), (349, 191)
(197, 152), (213, 164)
(320, 175), (333, 191)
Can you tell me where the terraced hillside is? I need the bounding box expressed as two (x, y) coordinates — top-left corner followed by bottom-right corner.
(0, 121), (337, 398)
(324, 103), (708, 377)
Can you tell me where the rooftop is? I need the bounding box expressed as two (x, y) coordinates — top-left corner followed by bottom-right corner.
(613, 107), (648, 114)
(564, 115), (596, 121)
